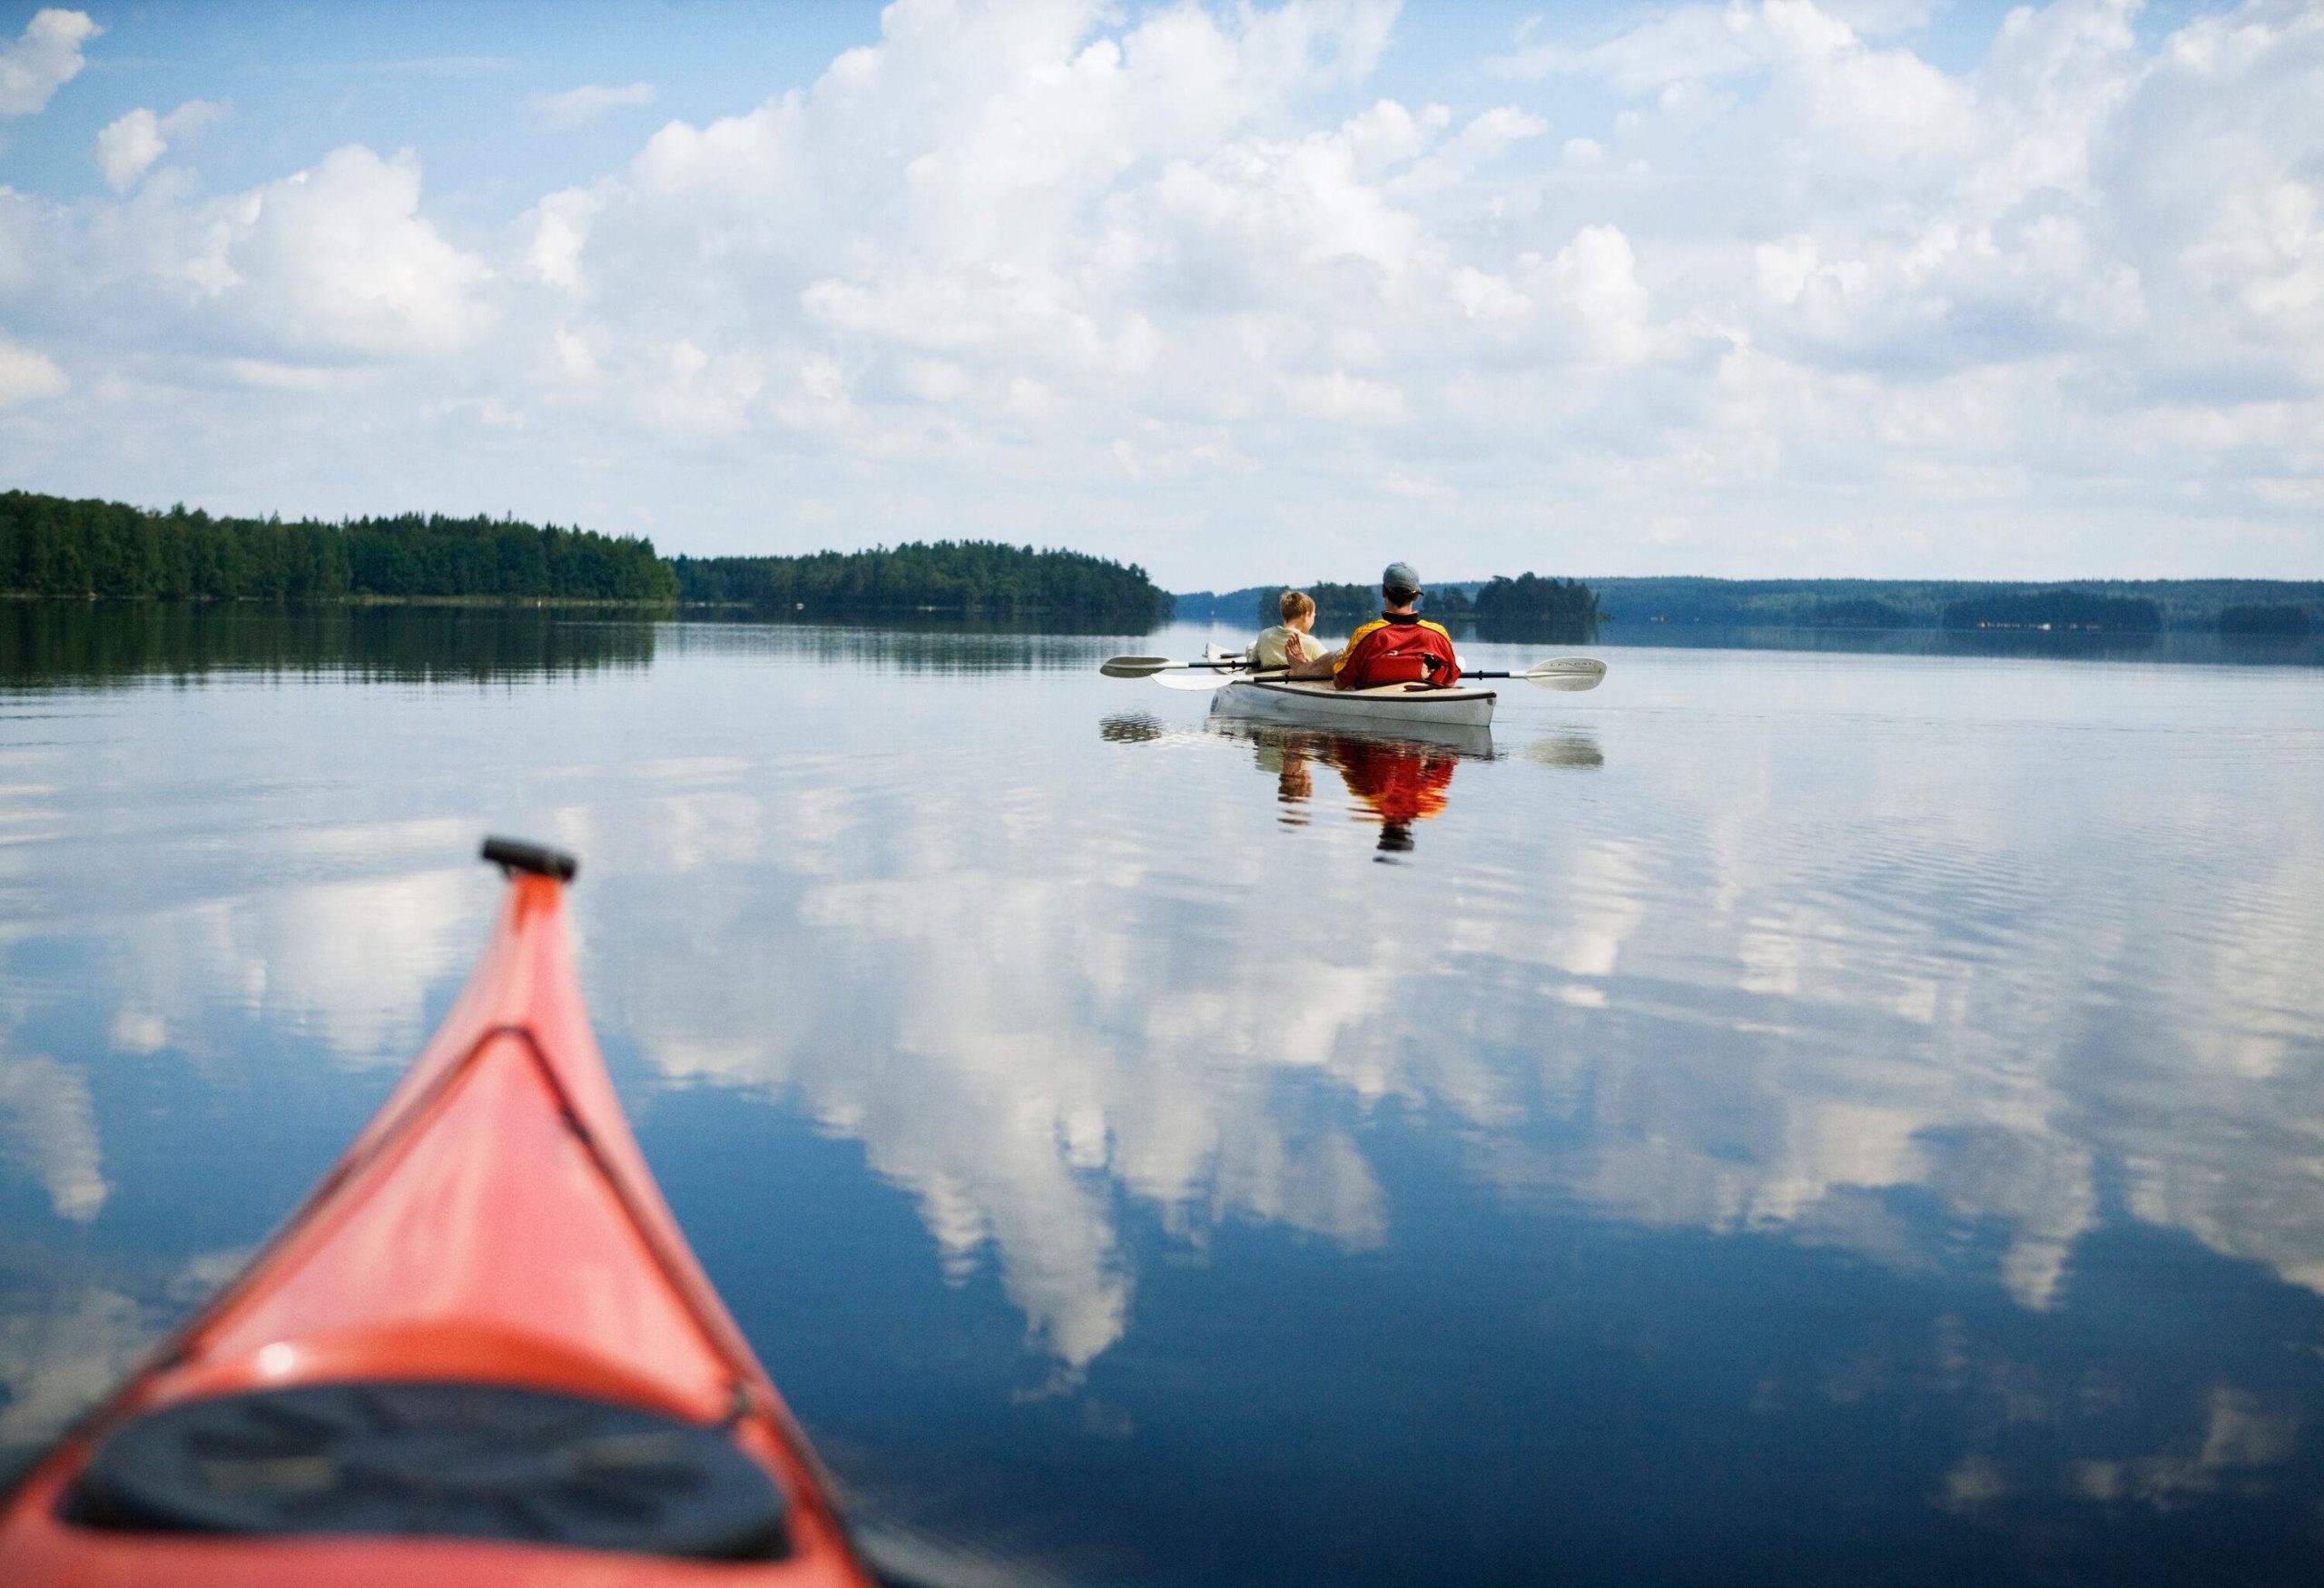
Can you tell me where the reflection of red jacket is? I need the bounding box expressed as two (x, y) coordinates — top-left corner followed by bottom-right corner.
(1332, 616), (1461, 688)
(1332, 739), (1455, 824)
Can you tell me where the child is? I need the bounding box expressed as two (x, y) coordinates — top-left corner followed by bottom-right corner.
(1249, 590), (1335, 671)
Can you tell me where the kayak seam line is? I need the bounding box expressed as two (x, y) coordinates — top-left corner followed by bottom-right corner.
(484, 1023), (764, 1427)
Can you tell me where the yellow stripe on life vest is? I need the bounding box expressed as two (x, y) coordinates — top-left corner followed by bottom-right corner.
(1331, 619), (1390, 676)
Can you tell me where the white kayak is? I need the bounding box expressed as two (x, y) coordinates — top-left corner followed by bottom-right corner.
(1206, 710), (1496, 760)
(1210, 675), (1497, 731)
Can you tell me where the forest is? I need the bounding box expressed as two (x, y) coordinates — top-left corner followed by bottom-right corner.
(0, 492), (675, 602)
(2217, 603), (2312, 636)
(0, 493), (1170, 617)
(673, 542), (1168, 618)
(1939, 589), (2162, 632)
(1472, 574), (1600, 627)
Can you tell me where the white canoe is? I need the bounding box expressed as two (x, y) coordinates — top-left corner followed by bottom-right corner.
(1210, 676), (1496, 731)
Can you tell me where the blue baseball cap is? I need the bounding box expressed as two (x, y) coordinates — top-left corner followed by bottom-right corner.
(1383, 561), (1421, 595)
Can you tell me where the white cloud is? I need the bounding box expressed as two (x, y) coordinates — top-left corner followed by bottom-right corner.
(0, 331), (67, 404)
(527, 81), (655, 131)
(640, 338), (763, 434)
(0, 7), (96, 117)
(94, 107), (162, 192)
(223, 146), (492, 353)
(527, 187), (600, 290)
(95, 99), (228, 192)
(1282, 368), (1405, 420)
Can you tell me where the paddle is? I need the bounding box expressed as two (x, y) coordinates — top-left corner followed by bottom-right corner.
(1464, 658), (1608, 692)
(1098, 655), (1247, 677)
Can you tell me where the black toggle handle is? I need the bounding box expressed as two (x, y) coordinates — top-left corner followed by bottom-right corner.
(480, 836), (580, 883)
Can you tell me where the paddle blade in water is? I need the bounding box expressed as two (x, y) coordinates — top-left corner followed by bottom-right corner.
(1100, 656), (1174, 677)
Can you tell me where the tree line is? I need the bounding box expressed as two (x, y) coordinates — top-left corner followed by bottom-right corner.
(1, 492), (675, 602)
(0, 493), (1173, 617)
(34, 490), (2301, 637)
(674, 542), (1168, 618)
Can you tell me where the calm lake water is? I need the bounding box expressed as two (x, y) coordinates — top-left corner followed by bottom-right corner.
(2, 605), (2320, 1585)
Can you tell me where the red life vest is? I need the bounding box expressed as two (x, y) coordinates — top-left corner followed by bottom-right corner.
(1332, 615), (1462, 689)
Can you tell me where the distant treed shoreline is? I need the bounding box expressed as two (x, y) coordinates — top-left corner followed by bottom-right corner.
(0, 491), (1170, 619)
(1176, 576), (2322, 636)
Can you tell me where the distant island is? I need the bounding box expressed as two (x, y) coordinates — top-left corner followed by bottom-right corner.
(1, 491), (1170, 620)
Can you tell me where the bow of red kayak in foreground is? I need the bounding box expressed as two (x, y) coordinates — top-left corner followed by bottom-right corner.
(0, 839), (878, 1587)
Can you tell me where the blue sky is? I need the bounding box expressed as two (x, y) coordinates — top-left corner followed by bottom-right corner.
(2, 0), (2316, 585)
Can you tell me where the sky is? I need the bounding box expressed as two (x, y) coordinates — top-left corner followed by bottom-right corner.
(0, 0), (2317, 587)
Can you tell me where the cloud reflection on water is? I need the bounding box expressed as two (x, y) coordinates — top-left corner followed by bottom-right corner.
(570, 686), (2320, 1383)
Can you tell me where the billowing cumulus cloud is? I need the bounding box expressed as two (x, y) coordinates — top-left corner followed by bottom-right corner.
(2, 0), (2320, 579)
(11, 142), (492, 378)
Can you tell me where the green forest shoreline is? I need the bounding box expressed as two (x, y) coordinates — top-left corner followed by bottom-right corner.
(1, 491), (1171, 621)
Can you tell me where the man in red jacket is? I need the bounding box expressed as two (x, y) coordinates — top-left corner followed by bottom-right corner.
(1293, 562), (1462, 689)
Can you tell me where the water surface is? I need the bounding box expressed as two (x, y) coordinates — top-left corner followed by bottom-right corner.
(2, 607), (2319, 1585)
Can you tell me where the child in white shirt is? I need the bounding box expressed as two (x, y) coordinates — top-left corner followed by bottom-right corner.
(1249, 590), (1335, 671)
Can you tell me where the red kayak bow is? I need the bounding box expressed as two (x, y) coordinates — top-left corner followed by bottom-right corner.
(0, 838), (878, 1586)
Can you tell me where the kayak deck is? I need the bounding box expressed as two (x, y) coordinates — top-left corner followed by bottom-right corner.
(0, 841), (874, 1586)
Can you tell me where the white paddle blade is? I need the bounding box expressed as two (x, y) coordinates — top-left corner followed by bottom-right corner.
(1153, 669), (1239, 691)
(1100, 656), (1174, 677)
(1521, 657), (1608, 691)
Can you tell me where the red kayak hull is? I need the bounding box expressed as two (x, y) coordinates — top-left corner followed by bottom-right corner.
(0, 864), (876, 1586)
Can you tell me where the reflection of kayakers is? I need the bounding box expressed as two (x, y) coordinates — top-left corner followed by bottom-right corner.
(1332, 735), (1457, 853)
(1248, 589), (1335, 670)
(1285, 562), (1462, 689)
(1334, 736), (1455, 824)
(1255, 725), (1462, 853)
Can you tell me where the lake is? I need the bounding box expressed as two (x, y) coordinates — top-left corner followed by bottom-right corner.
(2, 604), (2320, 1585)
